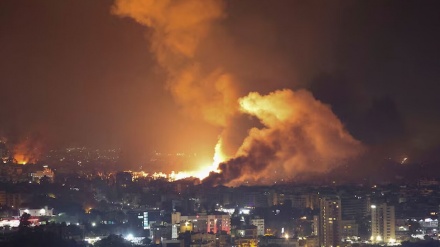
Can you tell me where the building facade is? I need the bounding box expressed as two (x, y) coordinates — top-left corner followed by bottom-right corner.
(250, 217), (265, 236)
(19, 206), (53, 217)
(174, 212), (231, 234)
(319, 196), (341, 247)
(371, 203), (396, 243)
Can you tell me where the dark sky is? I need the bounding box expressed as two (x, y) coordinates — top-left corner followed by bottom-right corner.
(1, 0), (440, 169)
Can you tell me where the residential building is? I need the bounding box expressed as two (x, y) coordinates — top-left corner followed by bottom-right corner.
(319, 196), (341, 247)
(371, 203), (396, 243)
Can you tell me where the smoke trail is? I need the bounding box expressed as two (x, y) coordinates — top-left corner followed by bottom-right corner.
(206, 89), (364, 186)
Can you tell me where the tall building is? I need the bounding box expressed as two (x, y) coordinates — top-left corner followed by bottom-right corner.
(292, 194), (313, 209)
(313, 215), (319, 236)
(0, 191), (22, 208)
(341, 220), (359, 239)
(319, 196), (342, 247)
(340, 195), (368, 220)
(371, 203), (396, 243)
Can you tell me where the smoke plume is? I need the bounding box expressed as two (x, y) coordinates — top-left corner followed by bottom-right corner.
(113, 0), (363, 185)
(112, 0), (238, 127)
(206, 89), (363, 186)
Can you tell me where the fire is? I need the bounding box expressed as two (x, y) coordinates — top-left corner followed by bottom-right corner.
(204, 89), (364, 186)
(132, 140), (227, 181)
(164, 138), (227, 181)
(191, 137), (228, 179)
(13, 154), (30, 165)
(112, 1), (363, 186)
(9, 138), (42, 165)
(212, 138), (227, 169)
(112, 0), (234, 182)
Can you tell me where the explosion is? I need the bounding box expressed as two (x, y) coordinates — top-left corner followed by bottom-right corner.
(14, 154), (30, 165)
(113, 0), (363, 185)
(169, 138), (228, 180)
(113, 0), (235, 178)
(11, 139), (41, 165)
(206, 89), (363, 186)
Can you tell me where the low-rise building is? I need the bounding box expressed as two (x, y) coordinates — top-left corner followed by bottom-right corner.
(31, 166), (54, 183)
(174, 212), (231, 234)
(19, 206), (54, 217)
(250, 217), (265, 236)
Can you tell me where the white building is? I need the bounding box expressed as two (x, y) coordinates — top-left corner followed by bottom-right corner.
(19, 206), (54, 217)
(371, 203), (396, 243)
(250, 217), (265, 236)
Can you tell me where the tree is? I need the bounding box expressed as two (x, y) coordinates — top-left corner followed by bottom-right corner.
(19, 212), (31, 229)
(94, 234), (133, 247)
(4, 227), (81, 247)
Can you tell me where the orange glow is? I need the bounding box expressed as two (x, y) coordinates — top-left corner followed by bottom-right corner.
(113, 0), (238, 127)
(112, 0), (236, 182)
(112, 1), (363, 186)
(11, 138), (41, 165)
(220, 89), (363, 186)
(13, 154), (29, 165)
(182, 137), (227, 180)
(212, 138), (227, 169)
(168, 158), (221, 181)
(143, 139), (227, 181)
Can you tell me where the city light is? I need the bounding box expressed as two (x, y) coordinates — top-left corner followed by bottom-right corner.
(84, 237), (101, 245)
(0, 0), (437, 247)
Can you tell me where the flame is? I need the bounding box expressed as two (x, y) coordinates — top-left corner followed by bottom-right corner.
(212, 138), (227, 169)
(191, 137), (228, 179)
(13, 154), (30, 165)
(132, 141), (227, 181)
(112, 1), (363, 186)
(164, 137), (227, 181)
(11, 139), (41, 165)
(112, 0), (234, 182)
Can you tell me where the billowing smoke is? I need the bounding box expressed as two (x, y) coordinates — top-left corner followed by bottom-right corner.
(112, 0), (238, 127)
(206, 89), (363, 186)
(112, 0), (363, 185)
(113, 0), (237, 166)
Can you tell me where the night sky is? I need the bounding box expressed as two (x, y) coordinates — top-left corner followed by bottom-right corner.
(1, 0), (440, 175)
